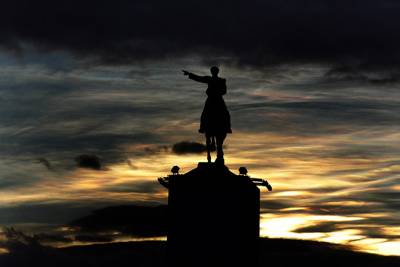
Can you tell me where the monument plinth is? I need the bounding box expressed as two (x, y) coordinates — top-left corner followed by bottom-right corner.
(161, 163), (260, 267)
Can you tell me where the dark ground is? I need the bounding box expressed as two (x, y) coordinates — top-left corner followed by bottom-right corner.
(1, 238), (399, 267)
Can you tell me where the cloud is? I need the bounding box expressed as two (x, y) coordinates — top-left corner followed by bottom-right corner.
(0, 160), (46, 190)
(74, 154), (103, 170)
(293, 220), (400, 239)
(2, 0), (400, 75)
(172, 141), (207, 154)
(70, 205), (167, 237)
(74, 234), (113, 243)
(126, 159), (137, 169)
(105, 181), (161, 194)
(33, 233), (73, 244)
(260, 200), (294, 211)
(294, 222), (339, 234)
(142, 145), (169, 154)
(231, 99), (400, 136)
(0, 202), (99, 224)
(36, 158), (52, 170)
(324, 66), (400, 84)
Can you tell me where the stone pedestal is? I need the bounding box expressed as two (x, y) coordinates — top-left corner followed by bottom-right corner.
(167, 163), (260, 267)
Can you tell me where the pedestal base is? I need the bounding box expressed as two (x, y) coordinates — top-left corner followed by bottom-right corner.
(167, 163), (260, 267)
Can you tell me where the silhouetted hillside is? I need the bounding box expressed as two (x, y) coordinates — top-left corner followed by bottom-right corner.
(70, 205), (167, 237)
(1, 238), (399, 267)
(2, 204), (399, 266)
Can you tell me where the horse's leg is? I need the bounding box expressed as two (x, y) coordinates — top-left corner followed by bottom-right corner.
(210, 136), (216, 151)
(205, 133), (211, 163)
(215, 133), (226, 164)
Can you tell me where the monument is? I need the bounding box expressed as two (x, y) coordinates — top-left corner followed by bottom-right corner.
(183, 66), (231, 165)
(158, 67), (272, 267)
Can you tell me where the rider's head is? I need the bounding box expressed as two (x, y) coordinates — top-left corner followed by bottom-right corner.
(210, 66), (219, 77)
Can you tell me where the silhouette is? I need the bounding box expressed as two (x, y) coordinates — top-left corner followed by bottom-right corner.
(239, 166), (248, 175)
(75, 154), (102, 170)
(183, 66), (231, 164)
(238, 167), (273, 191)
(165, 163), (260, 267)
(3, 231), (399, 267)
(170, 165), (180, 175)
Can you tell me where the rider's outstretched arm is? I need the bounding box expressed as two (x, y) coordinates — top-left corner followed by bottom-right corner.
(182, 70), (209, 83)
(189, 73), (209, 83)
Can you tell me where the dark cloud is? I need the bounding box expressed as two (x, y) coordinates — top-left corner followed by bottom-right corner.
(0, 165), (43, 190)
(143, 145), (169, 154)
(74, 234), (113, 243)
(0, 71), (172, 164)
(74, 154), (103, 170)
(306, 187), (349, 194)
(232, 99), (400, 136)
(294, 221), (400, 239)
(172, 141), (207, 154)
(302, 189), (400, 217)
(0, 202), (98, 224)
(126, 159), (137, 169)
(306, 202), (382, 216)
(105, 181), (161, 194)
(33, 233), (73, 244)
(0, 176), (33, 190)
(295, 222), (339, 233)
(36, 158), (52, 170)
(324, 66), (400, 84)
(2, 0), (400, 74)
(70, 205), (167, 237)
(260, 200), (294, 211)
(4, 131), (164, 166)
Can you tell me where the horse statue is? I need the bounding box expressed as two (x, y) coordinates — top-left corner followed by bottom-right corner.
(183, 66), (232, 165)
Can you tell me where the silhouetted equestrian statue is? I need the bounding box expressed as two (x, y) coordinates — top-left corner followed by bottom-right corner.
(183, 66), (232, 165)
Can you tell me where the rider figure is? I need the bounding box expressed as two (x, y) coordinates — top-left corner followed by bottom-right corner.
(183, 66), (232, 164)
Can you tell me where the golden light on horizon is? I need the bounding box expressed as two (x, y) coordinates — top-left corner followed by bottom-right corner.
(273, 191), (311, 197)
(383, 227), (400, 236)
(260, 213), (367, 245)
(320, 229), (365, 244)
(356, 240), (400, 256)
(279, 207), (310, 212)
(259, 211), (400, 256)
(0, 131), (399, 257)
(54, 236), (167, 249)
(391, 185), (400, 190)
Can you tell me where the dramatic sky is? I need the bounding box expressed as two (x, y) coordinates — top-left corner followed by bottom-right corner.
(1, 0), (400, 256)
